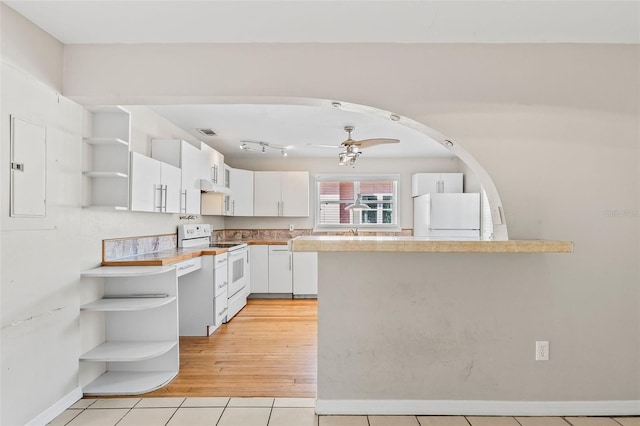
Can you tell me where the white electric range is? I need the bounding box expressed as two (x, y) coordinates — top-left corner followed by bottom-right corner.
(178, 224), (249, 323)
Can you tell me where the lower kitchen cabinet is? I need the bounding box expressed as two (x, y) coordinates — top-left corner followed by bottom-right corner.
(293, 252), (318, 297)
(79, 265), (180, 395)
(268, 245), (293, 293)
(249, 245), (269, 293)
(178, 254), (228, 336)
(249, 244), (295, 295)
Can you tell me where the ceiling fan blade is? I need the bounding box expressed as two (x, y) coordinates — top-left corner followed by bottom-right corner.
(350, 138), (400, 148)
(307, 143), (341, 149)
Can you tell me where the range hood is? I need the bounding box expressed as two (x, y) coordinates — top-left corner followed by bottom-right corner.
(200, 179), (232, 195)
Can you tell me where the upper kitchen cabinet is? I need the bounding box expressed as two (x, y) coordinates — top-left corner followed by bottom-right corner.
(254, 171), (309, 217)
(225, 167), (254, 216)
(151, 139), (203, 214)
(200, 142), (225, 187)
(411, 172), (463, 196)
(130, 152), (181, 213)
(82, 106), (131, 210)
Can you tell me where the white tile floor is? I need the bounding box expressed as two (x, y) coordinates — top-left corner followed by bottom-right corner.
(49, 398), (640, 426)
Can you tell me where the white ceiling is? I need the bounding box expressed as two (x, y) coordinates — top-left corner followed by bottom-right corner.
(7, 0), (637, 160)
(150, 104), (454, 158)
(6, 1), (639, 44)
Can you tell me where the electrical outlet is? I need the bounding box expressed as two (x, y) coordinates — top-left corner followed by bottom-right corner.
(535, 340), (549, 361)
(289, 224), (294, 231)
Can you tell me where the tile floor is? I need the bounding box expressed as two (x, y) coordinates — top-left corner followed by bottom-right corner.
(49, 398), (640, 426)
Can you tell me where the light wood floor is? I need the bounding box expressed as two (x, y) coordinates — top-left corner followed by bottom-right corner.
(145, 299), (317, 398)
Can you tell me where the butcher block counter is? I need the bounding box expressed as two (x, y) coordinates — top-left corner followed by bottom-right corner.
(290, 236), (573, 253)
(101, 239), (290, 266)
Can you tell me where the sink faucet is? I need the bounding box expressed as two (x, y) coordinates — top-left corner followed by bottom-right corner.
(350, 228), (359, 236)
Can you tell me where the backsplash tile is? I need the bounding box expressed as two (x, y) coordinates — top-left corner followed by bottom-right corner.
(103, 234), (177, 262)
(214, 228), (412, 241)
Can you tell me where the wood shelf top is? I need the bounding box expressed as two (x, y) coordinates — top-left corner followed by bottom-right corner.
(80, 341), (177, 362)
(80, 296), (176, 312)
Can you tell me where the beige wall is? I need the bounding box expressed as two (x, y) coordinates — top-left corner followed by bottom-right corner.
(60, 42), (640, 405)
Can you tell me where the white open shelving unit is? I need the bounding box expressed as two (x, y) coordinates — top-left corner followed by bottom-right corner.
(80, 265), (180, 396)
(82, 106), (131, 210)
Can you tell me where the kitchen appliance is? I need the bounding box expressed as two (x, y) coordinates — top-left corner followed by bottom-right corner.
(177, 224), (249, 322)
(222, 242), (249, 320)
(178, 223), (212, 247)
(413, 193), (481, 239)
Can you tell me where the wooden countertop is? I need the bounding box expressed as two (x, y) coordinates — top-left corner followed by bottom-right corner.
(102, 247), (228, 266)
(101, 240), (290, 266)
(290, 236), (574, 253)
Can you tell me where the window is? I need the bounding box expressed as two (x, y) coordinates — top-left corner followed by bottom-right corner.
(315, 174), (399, 229)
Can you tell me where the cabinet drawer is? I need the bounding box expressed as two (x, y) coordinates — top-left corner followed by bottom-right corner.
(175, 257), (202, 277)
(214, 253), (228, 268)
(214, 265), (228, 298)
(214, 291), (228, 327)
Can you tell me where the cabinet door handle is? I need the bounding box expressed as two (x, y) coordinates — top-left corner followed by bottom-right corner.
(212, 165), (217, 183)
(155, 184), (163, 211)
(232, 200), (235, 215)
(162, 185), (168, 212)
(181, 190), (187, 213)
(289, 253), (292, 271)
(178, 264), (195, 271)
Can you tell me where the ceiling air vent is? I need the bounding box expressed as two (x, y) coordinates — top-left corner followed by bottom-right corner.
(196, 128), (216, 136)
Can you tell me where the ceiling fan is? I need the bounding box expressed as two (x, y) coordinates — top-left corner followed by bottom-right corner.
(309, 126), (400, 166)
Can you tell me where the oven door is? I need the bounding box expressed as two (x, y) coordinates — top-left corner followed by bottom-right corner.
(227, 247), (248, 297)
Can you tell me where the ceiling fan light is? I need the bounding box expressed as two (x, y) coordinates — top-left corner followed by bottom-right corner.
(338, 152), (348, 165)
(281, 149), (287, 157)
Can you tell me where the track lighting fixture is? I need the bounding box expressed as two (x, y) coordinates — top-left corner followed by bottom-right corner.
(240, 140), (288, 157)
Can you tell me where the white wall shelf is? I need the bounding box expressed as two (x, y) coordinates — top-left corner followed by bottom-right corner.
(81, 265), (175, 278)
(80, 341), (177, 362)
(80, 265), (179, 396)
(82, 106), (131, 209)
(81, 296), (176, 312)
(82, 371), (178, 396)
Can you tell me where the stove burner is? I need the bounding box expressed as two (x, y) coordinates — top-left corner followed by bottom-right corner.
(210, 241), (247, 251)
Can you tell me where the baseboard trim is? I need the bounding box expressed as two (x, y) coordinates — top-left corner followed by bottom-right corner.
(315, 399), (640, 416)
(26, 386), (82, 426)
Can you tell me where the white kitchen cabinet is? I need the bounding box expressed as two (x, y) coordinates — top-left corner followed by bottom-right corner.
(200, 142), (225, 186)
(82, 106), (131, 210)
(151, 139), (204, 214)
(268, 245), (293, 293)
(79, 265), (179, 395)
(161, 162), (182, 214)
(130, 152), (159, 212)
(411, 172), (463, 196)
(254, 171), (309, 217)
(249, 245), (269, 293)
(130, 153), (182, 213)
(178, 254), (227, 336)
(225, 167), (254, 216)
(293, 252), (318, 297)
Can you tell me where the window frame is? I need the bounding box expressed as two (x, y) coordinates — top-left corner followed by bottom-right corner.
(314, 174), (401, 231)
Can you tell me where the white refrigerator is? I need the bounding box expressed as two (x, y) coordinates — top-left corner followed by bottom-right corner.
(413, 193), (481, 239)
